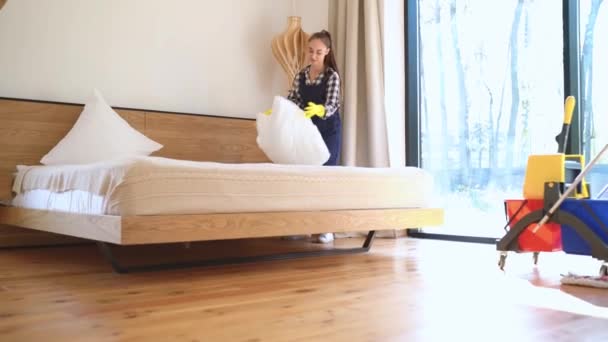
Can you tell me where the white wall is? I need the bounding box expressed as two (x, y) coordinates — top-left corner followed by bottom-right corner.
(0, 0), (327, 118)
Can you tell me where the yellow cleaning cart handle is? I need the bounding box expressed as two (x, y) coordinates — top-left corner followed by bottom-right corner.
(563, 96), (576, 125)
(556, 96), (576, 153)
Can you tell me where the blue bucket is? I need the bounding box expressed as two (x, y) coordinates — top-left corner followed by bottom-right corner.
(559, 199), (608, 256)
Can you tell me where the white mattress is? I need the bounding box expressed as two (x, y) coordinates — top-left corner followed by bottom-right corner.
(11, 189), (105, 215)
(11, 157), (436, 216)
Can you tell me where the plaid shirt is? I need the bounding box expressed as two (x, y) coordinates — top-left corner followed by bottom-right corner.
(287, 66), (341, 118)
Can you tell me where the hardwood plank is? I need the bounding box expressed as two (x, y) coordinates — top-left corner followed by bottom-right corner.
(0, 238), (606, 341)
(0, 207), (121, 244)
(121, 208), (444, 245)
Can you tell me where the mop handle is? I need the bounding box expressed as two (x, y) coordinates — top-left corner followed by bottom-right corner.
(533, 143), (608, 232)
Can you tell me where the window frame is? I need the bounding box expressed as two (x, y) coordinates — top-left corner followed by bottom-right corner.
(405, 0), (584, 243)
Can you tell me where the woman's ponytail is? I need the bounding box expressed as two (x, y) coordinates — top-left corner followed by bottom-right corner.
(309, 30), (340, 79)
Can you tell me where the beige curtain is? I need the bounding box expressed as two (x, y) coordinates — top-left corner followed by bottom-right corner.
(330, 0), (408, 237)
(330, 0), (405, 168)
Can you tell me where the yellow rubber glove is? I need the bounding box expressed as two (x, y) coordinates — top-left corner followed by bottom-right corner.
(304, 102), (325, 119)
(263, 109), (272, 116)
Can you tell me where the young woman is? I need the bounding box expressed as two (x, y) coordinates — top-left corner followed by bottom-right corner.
(288, 30), (342, 244)
(287, 29), (342, 168)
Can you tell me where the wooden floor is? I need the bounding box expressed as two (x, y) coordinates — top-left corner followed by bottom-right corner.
(1, 237), (607, 341)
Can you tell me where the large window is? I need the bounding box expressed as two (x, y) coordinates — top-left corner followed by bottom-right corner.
(415, 0), (564, 238)
(580, 0), (608, 197)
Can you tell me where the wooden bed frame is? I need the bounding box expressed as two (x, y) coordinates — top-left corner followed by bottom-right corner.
(0, 98), (444, 272)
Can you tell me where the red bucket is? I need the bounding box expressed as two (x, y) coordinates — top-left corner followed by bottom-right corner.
(504, 199), (562, 252)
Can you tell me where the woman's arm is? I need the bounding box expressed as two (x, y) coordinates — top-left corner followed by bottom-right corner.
(286, 73), (303, 108)
(324, 72), (340, 118)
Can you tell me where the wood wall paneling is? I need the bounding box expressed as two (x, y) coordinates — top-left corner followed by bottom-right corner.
(145, 112), (268, 163)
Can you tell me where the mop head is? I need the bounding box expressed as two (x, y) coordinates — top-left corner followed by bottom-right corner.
(560, 272), (608, 288)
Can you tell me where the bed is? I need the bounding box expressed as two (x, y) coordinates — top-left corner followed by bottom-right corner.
(0, 97), (444, 272)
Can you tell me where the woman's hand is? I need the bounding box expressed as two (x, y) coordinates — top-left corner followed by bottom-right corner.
(304, 102), (325, 119)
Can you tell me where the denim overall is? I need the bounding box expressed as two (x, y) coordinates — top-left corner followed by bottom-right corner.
(298, 70), (342, 166)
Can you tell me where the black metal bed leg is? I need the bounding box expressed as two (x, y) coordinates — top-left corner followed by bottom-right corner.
(95, 231), (377, 274)
(362, 230), (376, 250)
(96, 242), (128, 274)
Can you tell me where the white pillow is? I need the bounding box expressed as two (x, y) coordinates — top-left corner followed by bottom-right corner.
(40, 89), (163, 165)
(256, 96), (330, 165)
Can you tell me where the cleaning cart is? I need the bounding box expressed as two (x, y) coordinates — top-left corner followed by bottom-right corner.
(497, 96), (608, 276)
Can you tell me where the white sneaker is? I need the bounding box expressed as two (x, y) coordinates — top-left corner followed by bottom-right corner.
(312, 233), (334, 244)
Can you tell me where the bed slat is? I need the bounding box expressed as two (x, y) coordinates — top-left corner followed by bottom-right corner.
(0, 207), (121, 244)
(120, 208), (444, 245)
